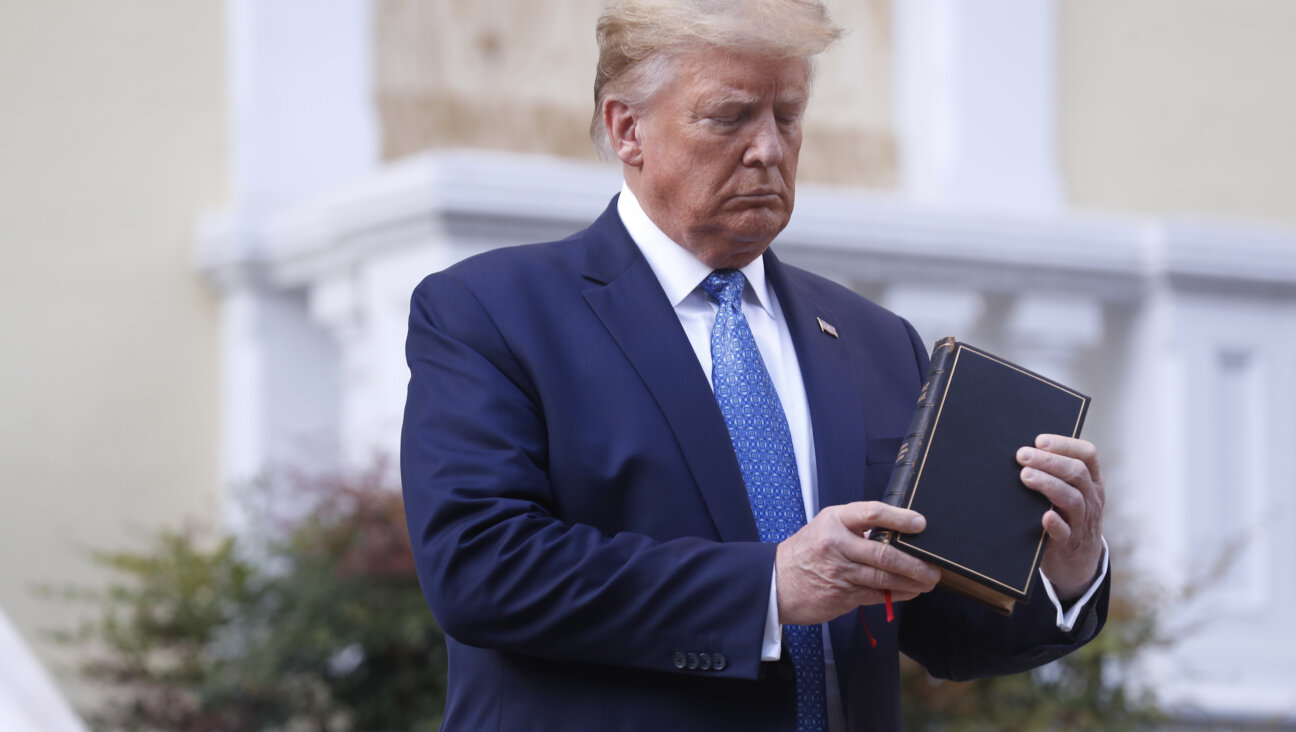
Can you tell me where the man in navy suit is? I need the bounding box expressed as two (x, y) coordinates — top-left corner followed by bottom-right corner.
(401, 1), (1110, 729)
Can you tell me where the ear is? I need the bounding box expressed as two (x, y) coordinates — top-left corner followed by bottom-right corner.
(603, 97), (644, 167)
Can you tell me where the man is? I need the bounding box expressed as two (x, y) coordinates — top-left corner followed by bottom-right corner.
(401, 1), (1109, 729)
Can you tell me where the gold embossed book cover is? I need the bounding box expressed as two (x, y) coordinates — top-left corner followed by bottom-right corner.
(873, 337), (1090, 614)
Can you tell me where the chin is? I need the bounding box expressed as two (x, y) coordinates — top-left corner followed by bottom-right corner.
(726, 213), (788, 247)
(700, 237), (776, 270)
(684, 211), (789, 268)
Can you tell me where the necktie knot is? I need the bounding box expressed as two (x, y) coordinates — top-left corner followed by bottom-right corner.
(703, 269), (745, 308)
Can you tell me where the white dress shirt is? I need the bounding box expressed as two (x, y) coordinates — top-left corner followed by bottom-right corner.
(615, 184), (1107, 729)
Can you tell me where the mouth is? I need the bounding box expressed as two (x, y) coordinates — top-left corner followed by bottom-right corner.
(730, 191), (783, 204)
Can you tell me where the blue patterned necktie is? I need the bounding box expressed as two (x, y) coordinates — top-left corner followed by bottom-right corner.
(703, 269), (828, 732)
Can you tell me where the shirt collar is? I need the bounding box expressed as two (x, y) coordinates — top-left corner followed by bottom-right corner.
(617, 183), (775, 316)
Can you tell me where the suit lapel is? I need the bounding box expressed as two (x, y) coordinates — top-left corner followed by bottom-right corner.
(764, 251), (867, 514)
(580, 199), (759, 543)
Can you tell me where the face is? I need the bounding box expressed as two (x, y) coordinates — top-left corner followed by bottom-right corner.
(615, 48), (809, 269)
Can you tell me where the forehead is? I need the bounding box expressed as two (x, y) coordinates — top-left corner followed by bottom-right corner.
(666, 48), (810, 105)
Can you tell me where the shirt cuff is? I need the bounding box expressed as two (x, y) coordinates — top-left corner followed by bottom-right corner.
(761, 565), (783, 661)
(1039, 536), (1110, 633)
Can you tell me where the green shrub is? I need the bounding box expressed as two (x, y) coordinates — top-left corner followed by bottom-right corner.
(53, 465), (446, 732)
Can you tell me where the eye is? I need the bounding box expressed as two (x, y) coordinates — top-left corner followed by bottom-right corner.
(775, 109), (803, 128)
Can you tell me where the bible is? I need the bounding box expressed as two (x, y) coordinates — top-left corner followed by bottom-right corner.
(871, 337), (1091, 615)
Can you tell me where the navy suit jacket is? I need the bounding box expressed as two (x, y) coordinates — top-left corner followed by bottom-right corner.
(401, 197), (1108, 731)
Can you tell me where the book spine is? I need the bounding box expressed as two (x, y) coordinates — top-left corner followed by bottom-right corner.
(872, 336), (958, 544)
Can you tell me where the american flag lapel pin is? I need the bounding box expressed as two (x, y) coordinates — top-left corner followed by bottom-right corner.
(816, 317), (838, 338)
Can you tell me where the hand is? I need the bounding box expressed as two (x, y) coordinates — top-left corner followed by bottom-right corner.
(1017, 434), (1106, 601)
(775, 502), (941, 626)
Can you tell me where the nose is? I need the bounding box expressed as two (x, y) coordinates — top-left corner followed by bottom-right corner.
(742, 112), (785, 168)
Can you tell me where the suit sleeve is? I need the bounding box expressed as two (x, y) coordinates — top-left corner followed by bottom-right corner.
(400, 273), (777, 678)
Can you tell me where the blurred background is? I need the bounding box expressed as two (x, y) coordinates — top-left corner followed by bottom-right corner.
(2, 0), (1294, 728)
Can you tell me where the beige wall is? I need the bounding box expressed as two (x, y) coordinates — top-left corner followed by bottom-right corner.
(1059, 0), (1296, 229)
(374, 0), (896, 187)
(377, 0), (1296, 221)
(0, 0), (225, 697)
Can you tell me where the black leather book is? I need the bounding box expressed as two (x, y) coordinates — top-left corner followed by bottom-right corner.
(872, 337), (1091, 615)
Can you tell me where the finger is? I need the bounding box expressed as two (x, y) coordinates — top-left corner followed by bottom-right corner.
(876, 589), (925, 604)
(837, 537), (941, 587)
(1017, 446), (1091, 489)
(1019, 464), (1086, 517)
(835, 501), (926, 536)
(842, 560), (940, 597)
(1018, 448), (1104, 537)
(1034, 435), (1102, 483)
(1042, 508), (1073, 544)
(1017, 445), (1098, 512)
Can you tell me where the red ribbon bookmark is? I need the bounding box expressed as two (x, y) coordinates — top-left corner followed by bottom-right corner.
(859, 592), (896, 649)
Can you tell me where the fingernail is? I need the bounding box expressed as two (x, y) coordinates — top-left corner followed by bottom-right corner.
(1017, 447), (1031, 463)
(1022, 467), (1039, 481)
(909, 515), (925, 532)
(1037, 435), (1052, 449)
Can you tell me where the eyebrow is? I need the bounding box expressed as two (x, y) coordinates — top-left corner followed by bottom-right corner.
(777, 92), (809, 108)
(702, 90), (808, 110)
(704, 91), (758, 109)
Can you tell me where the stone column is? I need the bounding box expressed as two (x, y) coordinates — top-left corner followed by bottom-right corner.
(894, 0), (1062, 211)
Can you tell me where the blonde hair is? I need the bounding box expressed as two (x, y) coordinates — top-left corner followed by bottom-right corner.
(590, 0), (843, 157)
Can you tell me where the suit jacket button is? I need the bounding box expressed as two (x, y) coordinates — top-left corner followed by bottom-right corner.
(673, 651), (687, 669)
(698, 653), (712, 670)
(711, 653), (727, 671)
(686, 652), (699, 670)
